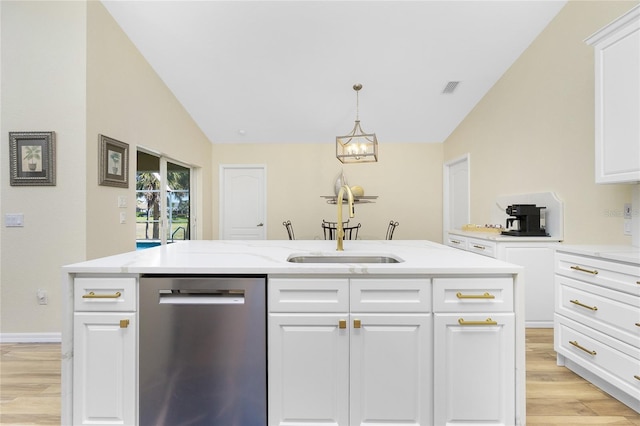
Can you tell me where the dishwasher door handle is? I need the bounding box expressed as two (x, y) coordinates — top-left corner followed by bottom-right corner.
(159, 290), (245, 305)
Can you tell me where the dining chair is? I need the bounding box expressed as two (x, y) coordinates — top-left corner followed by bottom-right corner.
(321, 219), (349, 240)
(283, 220), (295, 240)
(385, 220), (399, 240)
(343, 223), (361, 240)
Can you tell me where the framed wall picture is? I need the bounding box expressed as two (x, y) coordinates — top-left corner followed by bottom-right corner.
(9, 131), (56, 186)
(99, 134), (129, 188)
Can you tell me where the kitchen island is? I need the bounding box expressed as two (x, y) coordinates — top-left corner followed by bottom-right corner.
(61, 240), (525, 426)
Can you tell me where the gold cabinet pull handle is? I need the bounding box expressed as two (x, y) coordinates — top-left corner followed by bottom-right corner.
(635, 323), (640, 327)
(119, 319), (129, 328)
(82, 291), (122, 299)
(634, 375), (640, 381)
(339, 319), (347, 329)
(569, 340), (596, 356)
(353, 319), (361, 329)
(458, 317), (497, 326)
(570, 265), (598, 275)
(472, 245), (485, 250)
(569, 299), (598, 311)
(450, 240), (461, 245)
(456, 292), (495, 299)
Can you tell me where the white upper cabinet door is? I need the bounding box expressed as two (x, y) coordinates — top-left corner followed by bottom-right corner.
(587, 6), (640, 184)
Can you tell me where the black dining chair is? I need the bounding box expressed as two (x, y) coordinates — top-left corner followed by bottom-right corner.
(343, 223), (361, 240)
(321, 219), (349, 240)
(283, 220), (295, 240)
(385, 220), (399, 240)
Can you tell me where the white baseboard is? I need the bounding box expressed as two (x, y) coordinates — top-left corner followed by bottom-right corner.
(0, 332), (61, 343)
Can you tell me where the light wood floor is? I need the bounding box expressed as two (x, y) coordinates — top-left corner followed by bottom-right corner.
(1, 329), (639, 425)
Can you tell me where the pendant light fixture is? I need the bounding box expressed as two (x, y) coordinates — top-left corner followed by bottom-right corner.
(336, 84), (378, 163)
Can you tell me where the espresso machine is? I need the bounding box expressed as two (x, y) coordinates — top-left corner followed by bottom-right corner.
(501, 204), (548, 236)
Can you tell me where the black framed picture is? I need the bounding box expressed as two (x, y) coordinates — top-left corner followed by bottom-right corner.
(9, 131), (56, 186)
(99, 134), (129, 188)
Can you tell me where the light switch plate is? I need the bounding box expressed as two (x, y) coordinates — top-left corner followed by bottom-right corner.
(118, 196), (127, 208)
(624, 203), (632, 219)
(5, 213), (24, 227)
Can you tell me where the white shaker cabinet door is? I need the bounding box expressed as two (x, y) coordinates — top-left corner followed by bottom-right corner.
(434, 313), (515, 426)
(73, 312), (136, 426)
(268, 314), (349, 426)
(350, 314), (432, 426)
(589, 6), (640, 183)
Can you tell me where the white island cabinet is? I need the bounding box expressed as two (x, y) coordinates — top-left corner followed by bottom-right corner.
(433, 277), (515, 425)
(72, 277), (137, 425)
(61, 240), (525, 426)
(268, 277), (431, 425)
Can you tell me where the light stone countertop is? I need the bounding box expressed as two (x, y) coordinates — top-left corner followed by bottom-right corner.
(556, 244), (640, 265)
(63, 239), (523, 275)
(448, 229), (562, 242)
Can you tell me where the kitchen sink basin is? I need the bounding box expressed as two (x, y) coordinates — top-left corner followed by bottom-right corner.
(287, 255), (402, 264)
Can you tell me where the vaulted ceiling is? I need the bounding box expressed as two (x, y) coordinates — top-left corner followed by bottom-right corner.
(101, 1), (566, 144)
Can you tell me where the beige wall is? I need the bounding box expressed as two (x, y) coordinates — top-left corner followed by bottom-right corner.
(1, 1), (88, 336)
(86, 1), (213, 259)
(211, 142), (443, 241)
(0, 1), (213, 336)
(443, 0), (639, 244)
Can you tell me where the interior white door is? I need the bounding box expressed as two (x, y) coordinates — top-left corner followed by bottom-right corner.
(443, 155), (470, 241)
(220, 165), (266, 239)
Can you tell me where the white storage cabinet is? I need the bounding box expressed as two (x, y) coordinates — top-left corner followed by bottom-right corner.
(554, 249), (640, 412)
(586, 5), (640, 184)
(73, 277), (137, 425)
(446, 231), (558, 327)
(433, 277), (516, 425)
(268, 277), (432, 426)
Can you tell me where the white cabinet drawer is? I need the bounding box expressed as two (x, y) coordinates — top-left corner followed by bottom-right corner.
(268, 278), (349, 313)
(555, 316), (640, 400)
(74, 278), (136, 312)
(350, 278), (430, 313)
(466, 237), (496, 258)
(433, 277), (513, 312)
(556, 252), (640, 296)
(557, 277), (640, 348)
(446, 234), (467, 250)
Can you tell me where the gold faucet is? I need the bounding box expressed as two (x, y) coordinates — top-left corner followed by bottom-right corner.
(336, 185), (355, 251)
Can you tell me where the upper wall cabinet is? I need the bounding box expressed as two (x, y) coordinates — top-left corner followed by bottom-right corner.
(586, 6), (640, 184)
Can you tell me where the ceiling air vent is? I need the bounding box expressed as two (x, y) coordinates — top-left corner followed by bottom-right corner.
(442, 81), (460, 94)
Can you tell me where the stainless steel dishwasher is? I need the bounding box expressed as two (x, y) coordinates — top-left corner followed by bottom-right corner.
(139, 274), (267, 426)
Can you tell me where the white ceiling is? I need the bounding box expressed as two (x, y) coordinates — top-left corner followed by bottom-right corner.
(101, 1), (567, 145)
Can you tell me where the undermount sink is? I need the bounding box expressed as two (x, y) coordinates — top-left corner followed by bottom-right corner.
(287, 255), (403, 264)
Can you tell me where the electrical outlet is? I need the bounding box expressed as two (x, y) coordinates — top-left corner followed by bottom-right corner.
(624, 219), (632, 236)
(120, 212), (126, 224)
(37, 289), (48, 305)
